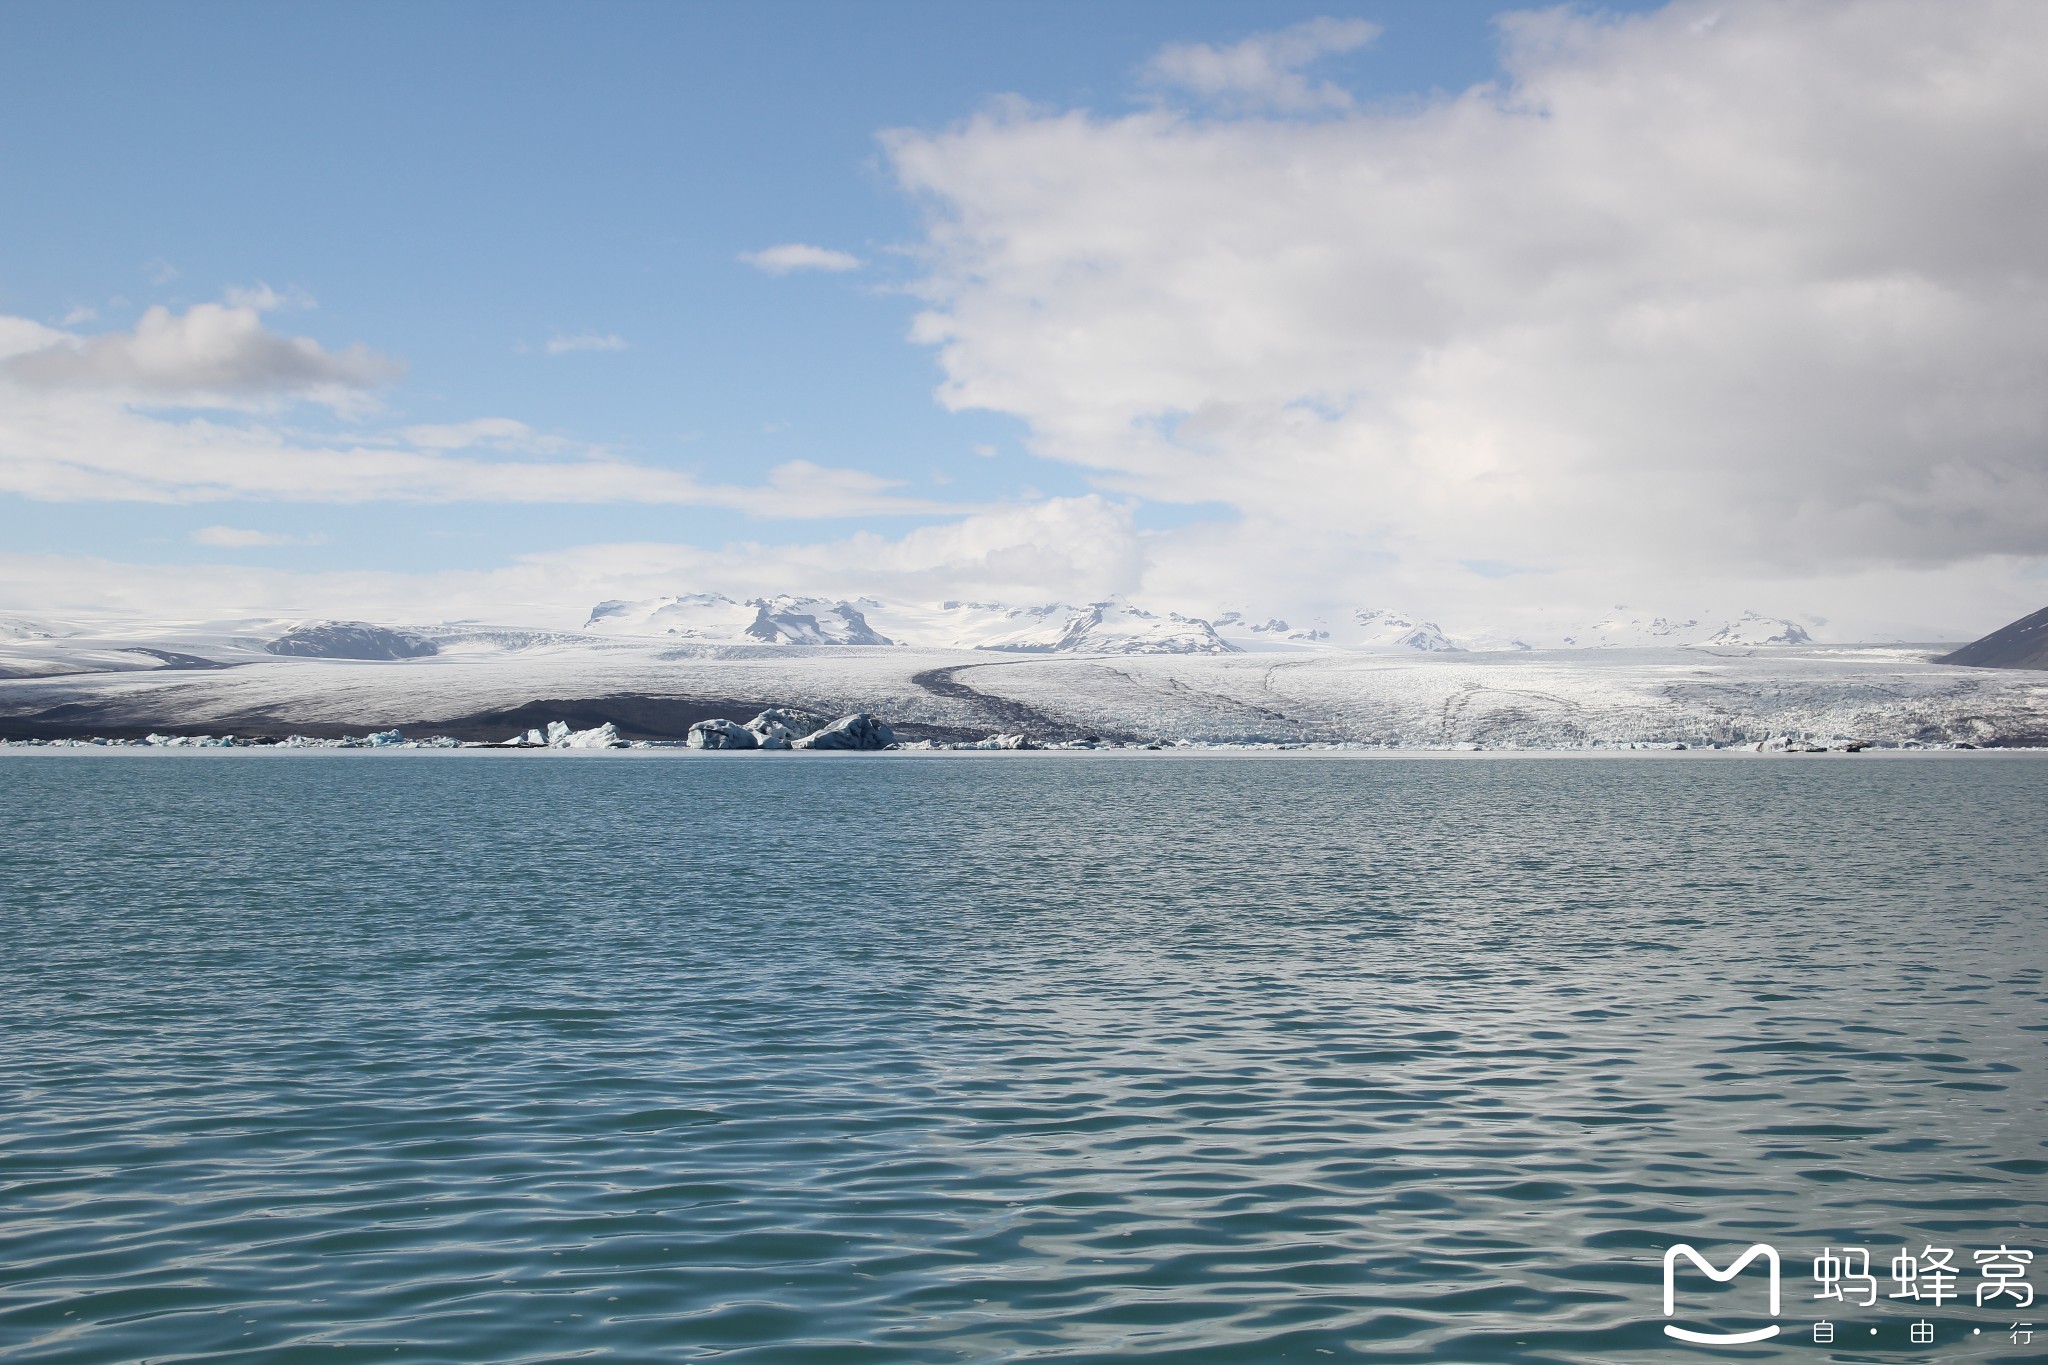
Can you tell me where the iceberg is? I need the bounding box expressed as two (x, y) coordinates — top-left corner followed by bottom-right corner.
(956, 732), (1036, 750)
(745, 707), (824, 748)
(551, 720), (627, 749)
(791, 713), (895, 750)
(686, 718), (758, 749)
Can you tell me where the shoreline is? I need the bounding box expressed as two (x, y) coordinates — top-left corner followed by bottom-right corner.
(4, 740), (2041, 758)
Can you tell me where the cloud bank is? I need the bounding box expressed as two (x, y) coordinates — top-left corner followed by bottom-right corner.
(0, 494), (1143, 627)
(887, 0), (2048, 608)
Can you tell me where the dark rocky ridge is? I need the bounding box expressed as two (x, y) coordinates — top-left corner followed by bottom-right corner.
(1938, 605), (2048, 671)
(0, 691), (985, 744)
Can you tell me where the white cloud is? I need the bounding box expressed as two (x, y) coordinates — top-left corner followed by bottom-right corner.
(0, 296), (399, 405)
(886, 0), (2048, 623)
(1144, 17), (1379, 112)
(191, 525), (325, 548)
(546, 332), (629, 355)
(7, 500), (2040, 642)
(740, 243), (863, 275)
(0, 304), (964, 516)
(0, 495), (1143, 627)
(0, 381), (968, 512)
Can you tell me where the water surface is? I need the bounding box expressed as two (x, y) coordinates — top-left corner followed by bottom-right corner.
(2, 754), (2043, 1361)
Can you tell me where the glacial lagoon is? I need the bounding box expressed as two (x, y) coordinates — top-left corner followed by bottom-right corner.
(1, 753), (2043, 1361)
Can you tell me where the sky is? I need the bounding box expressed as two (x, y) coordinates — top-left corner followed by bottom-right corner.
(1, 0), (2043, 639)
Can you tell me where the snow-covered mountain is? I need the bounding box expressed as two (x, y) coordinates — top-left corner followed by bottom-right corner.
(586, 594), (895, 646)
(1209, 609), (1493, 652)
(1706, 611), (1816, 647)
(884, 600), (1232, 655)
(1346, 609), (1465, 652)
(581, 593), (1823, 655)
(589, 595), (1233, 655)
(0, 616), (64, 641)
(1544, 609), (1814, 649)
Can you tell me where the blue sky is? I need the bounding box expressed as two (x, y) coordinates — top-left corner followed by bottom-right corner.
(2, 0), (1608, 572)
(0, 1), (2041, 637)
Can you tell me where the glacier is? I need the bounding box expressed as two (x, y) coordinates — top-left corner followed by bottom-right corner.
(0, 596), (2042, 750)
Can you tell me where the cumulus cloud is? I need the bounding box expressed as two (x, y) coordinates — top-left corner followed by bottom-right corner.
(887, 0), (2048, 616)
(1144, 17), (1379, 112)
(740, 243), (863, 274)
(546, 332), (629, 355)
(0, 295), (399, 405)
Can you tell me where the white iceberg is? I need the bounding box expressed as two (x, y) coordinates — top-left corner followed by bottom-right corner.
(956, 732), (1036, 750)
(552, 720), (626, 749)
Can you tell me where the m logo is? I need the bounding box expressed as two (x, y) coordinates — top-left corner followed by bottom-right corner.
(1663, 1243), (1781, 1344)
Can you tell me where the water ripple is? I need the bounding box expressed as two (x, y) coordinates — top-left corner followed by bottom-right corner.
(1, 754), (2043, 1361)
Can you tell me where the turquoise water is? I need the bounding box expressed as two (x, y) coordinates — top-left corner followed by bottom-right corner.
(1, 754), (2043, 1362)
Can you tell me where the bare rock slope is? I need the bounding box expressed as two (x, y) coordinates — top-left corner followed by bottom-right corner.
(1938, 606), (2048, 671)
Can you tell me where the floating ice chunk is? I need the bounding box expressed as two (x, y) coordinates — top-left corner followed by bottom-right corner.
(686, 718), (759, 749)
(745, 707), (824, 749)
(955, 732), (1035, 750)
(366, 729), (405, 747)
(791, 713), (894, 750)
(558, 721), (626, 749)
